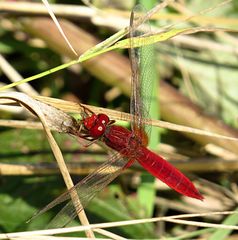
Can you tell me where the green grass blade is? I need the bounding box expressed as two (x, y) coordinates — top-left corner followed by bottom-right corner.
(167, 228), (214, 240)
(208, 207), (238, 240)
(137, 0), (159, 218)
(0, 26), (195, 92)
(0, 59), (78, 91)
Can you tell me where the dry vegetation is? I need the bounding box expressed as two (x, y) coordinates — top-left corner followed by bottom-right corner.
(0, 0), (238, 239)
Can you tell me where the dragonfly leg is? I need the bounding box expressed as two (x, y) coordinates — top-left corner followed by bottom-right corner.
(79, 103), (94, 117)
(66, 121), (82, 136)
(109, 120), (116, 125)
(84, 138), (98, 147)
(123, 159), (135, 169)
(75, 131), (98, 143)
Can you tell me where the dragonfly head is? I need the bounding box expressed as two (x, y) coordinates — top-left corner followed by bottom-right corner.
(83, 113), (112, 139)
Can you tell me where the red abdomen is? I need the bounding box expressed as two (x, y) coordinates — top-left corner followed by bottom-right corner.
(137, 147), (203, 200)
(103, 125), (203, 200)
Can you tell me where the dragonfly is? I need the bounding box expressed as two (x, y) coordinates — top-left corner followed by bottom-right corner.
(33, 5), (203, 228)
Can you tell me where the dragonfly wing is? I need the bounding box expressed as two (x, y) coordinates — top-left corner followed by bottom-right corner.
(129, 5), (154, 141)
(44, 151), (128, 228)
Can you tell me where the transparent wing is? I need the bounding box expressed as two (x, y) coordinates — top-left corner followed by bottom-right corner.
(130, 5), (154, 141)
(31, 151), (128, 229)
(31, 5), (156, 229)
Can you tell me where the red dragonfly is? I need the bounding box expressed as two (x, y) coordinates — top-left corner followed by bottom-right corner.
(34, 5), (203, 228)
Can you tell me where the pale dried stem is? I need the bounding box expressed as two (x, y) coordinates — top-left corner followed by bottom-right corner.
(0, 54), (38, 96)
(41, 0), (78, 57)
(3, 93), (238, 154)
(1, 156), (238, 176)
(1, 1), (237, 25)
(2, 1), (236, 55)
(0, 2), (95, 18)
(42, 125), (94, 238)
(0, 161), (108, 176)
(0, 93), (94, 238)
(93, 229), (126, 240)
(0, 119), (43, 129)
(0, 211), (238, 239)
(34, 95), (238, 143)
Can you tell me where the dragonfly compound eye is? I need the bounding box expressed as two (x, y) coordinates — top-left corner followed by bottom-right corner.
(84, 114), (98, 130)
(97, 114), (110, 126)
(89, 123), (106, 138)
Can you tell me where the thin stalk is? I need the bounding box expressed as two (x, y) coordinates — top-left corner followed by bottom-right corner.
(137, 0), (159, 217)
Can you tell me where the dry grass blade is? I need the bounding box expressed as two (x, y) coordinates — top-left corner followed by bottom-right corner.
(165, 218), (238, 230)
(42, 0), (78, 57)
(0, 160), (111, 176)
(0, 54), (38, 96)
(93, 229), (127, 240)
(34, 96), (238, 143)
(0, 93), (75, 133)
(0, 119), (43, 129)
(161, 0), (233, 31)
(0, 92), (94, 238)
(0, 2), (97, 23)
(0, 211), (238, 239)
